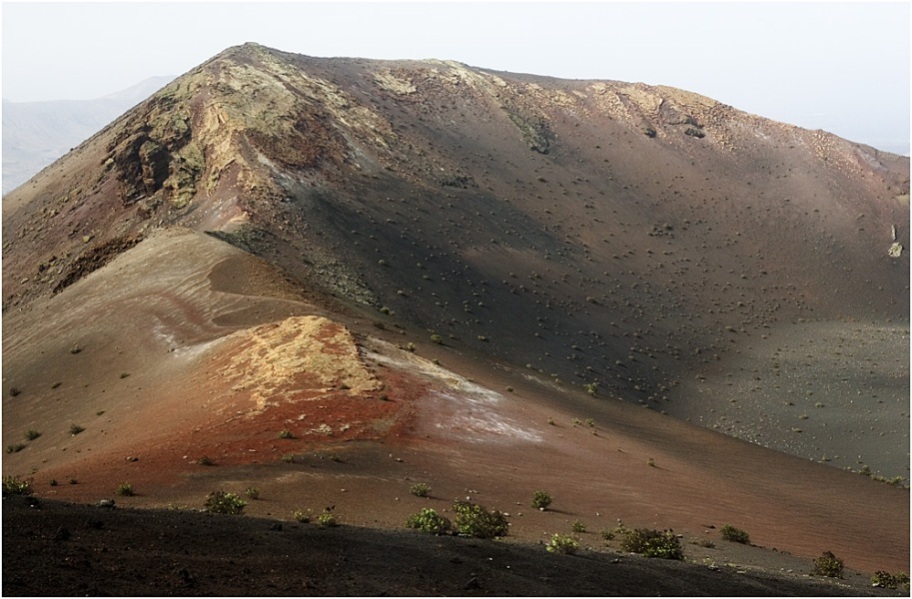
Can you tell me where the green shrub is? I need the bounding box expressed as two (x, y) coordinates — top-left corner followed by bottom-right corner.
(546, 533), (580, 555)
(409, 482), (431, 497)
(317, 509), (338, 528)
(116, 482), (135, 496)
(24, 429), (41, 441)
(292, 509), (312, 523)
(205, 491), (246, 515)
(2, 475), (32, 496)
(197, 456), (215, 466)
(812, 551), (844, 578)
(245, 487), (260, 500)
(406, 508), (452, 535)
(720, 524), (750, 544)
(871, 570), (909, 589)
(619, 528), (684, 560)
(571, 519), (586, 533)
(6, 443), (26, 454)
(69, 424), (85, 435)
(531, 490), (552, 510)
(278, 430), (294, 439)
(871, 474), (907, 486)
(453, 500), (509, 539)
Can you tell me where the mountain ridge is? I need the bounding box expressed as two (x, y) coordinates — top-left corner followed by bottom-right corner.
(5, 43), (906, 369)
(2, 43), (908, 585)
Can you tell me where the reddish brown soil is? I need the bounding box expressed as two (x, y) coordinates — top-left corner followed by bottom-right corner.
(3, 44), (909, 596)
(3, 231), (908, 597)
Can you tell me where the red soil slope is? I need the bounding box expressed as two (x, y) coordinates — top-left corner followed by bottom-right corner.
(3, 230), (906, 577)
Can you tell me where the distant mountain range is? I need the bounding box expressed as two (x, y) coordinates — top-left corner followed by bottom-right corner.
(2, 76), (174, 195)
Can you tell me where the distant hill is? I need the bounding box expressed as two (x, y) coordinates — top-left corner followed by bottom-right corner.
(2, 76), (174, 194)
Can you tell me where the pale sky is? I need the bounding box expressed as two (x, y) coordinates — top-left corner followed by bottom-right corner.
(2, 1), (910, 153)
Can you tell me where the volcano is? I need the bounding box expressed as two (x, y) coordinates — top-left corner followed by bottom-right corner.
(3, 43), (908, 595)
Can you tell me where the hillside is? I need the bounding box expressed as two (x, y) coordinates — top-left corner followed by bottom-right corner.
(2, 43), (908, 593)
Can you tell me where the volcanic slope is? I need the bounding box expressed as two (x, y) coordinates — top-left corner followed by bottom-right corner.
(2, 43), (909, 586)
(3, 226), (908, 582)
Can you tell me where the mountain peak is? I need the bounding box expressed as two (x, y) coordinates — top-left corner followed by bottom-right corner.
(4, 44), (908, 329)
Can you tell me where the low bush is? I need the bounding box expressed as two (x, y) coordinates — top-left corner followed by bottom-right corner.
(69, 424), (85, 435)
(720, 524), (750, 544)
(2, 475), (32, 496)
(317, 509), (338, 528)
(116, 482), (135, 496)
(245, 487), (260, 500)
(292, 509), (312, 523)
(871, 570), (909, 589)
(409, 482), (431, 498)
(546, 533), (580, 555)
(24, 429), (41, 441)
(453, 500), (509, 539)
(812, 551), (844, 578)
(205, 491), (246, 515)
(531, 490), (552, 510)
(619, 528), (684, 560)
(571, 520), (586, 533)
(6, 443), (26, 454)
(406, 508), (452, 535)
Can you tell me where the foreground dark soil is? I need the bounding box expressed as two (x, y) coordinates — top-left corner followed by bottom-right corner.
(3, 496), (900, 597)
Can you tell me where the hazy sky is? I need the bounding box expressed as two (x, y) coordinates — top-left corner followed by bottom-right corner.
(2, 1), (909, 153)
